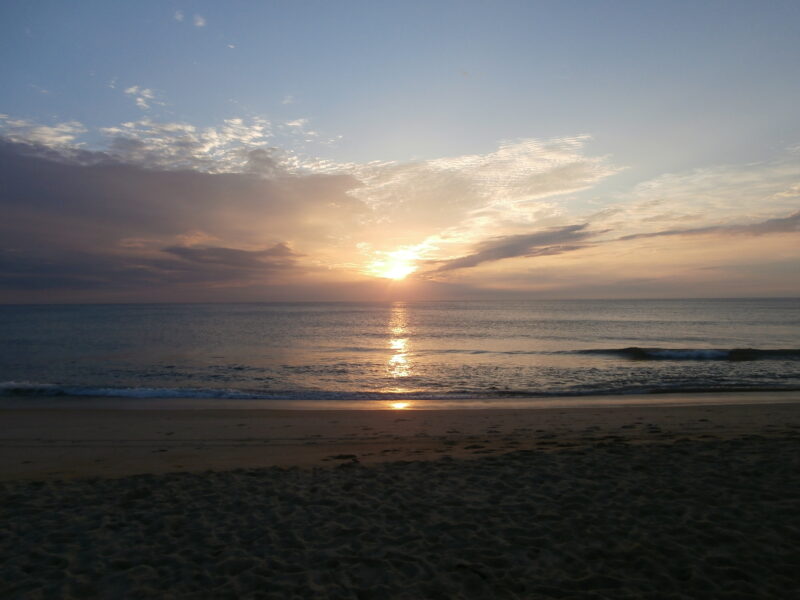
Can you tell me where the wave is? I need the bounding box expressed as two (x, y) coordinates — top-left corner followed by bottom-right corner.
(0, 382), (266, 399)
(322, 347), (800, 359)
(1, 380), (798, 402)
(577, 347), (800, 361)
(0, 382), (482, 401)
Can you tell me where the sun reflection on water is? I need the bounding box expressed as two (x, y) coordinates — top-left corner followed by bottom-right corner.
(384, 303), (415, 404)
(390, 338), (407, 351)
(387, 303), (411, 379)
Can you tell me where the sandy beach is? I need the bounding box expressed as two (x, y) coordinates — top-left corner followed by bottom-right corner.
(2, 394), (800, 598)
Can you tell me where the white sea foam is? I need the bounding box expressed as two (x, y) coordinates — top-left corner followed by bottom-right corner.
(0, 382), (258, 399)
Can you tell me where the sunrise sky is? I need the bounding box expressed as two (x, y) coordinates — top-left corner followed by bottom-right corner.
(1, 0), (798, 302)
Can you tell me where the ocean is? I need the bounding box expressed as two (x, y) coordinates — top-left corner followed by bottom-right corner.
(1, 299), (798, 407)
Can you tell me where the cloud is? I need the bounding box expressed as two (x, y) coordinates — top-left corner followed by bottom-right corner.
(91, 116), (347, 176)
(99, 117), (274, 172)
(594, 157), (800, 238)
(745, 210), (800, 234)
(0, 137), (364, 299)
(2, 112), (796, 300)
(342, 136), (621, 264)
(617, 210), (800, 241)
(173, 11), (205, 29)
(427, 208), (800, 277)
(0, 116), (85, 147)
(427, 224), (596, 273)
(282, 95), (294, 105)
(163, 243), (301, 270)
(352, 136), (618, 217)
(124, 86), (158, 110)
(0, 246), (293, 293)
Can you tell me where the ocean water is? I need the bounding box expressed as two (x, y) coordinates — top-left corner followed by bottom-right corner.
(0, 299), (798, 405)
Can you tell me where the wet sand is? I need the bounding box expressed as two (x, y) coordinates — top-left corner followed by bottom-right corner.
(2, 395), (799, 598)
(1, 394), (799, 480)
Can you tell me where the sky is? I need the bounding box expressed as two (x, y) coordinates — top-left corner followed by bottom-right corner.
(0, 0), (798, 302)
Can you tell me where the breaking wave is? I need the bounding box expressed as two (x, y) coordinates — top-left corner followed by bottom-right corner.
(577, 347), (800, 361)
(1, 379), (798, 403)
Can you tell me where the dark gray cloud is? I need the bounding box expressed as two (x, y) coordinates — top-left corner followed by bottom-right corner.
(742, 210), (800, 234)
(0, 138), (362, 299)
(617, 210), (800, 241)
(162, 243), (300, 270)
(428, 224), (597, 273)
(0, 245), (301, 292)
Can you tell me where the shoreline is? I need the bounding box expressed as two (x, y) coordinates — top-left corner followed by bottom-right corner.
(1, 388), (798, 411)
(2, 392), (799, 481)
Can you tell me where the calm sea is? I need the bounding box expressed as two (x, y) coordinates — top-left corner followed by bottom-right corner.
(1, 299), (798, 406)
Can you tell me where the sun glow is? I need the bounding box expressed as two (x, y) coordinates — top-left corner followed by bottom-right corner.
(367, 248), (419, 280)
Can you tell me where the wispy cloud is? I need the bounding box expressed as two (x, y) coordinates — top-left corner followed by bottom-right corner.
(0, 116), (85, 147)
(100, 117), (274, 172)
(0, 113), (342, 179)
(345, 136), (621, 261)
(123, 85), (159, 110)
(426, 224), (597, 273)
(172, 11), (205, 28)
(351, 136), (619, 216)
(594, 158), (800, 238)
(617, 210), (800, 241)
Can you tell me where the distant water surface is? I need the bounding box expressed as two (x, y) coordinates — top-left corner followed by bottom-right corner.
(1, 299), (798, 404)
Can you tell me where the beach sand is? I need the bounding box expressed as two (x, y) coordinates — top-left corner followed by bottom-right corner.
(2, 394), (799, 598)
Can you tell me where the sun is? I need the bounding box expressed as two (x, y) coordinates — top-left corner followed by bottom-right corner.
(367, 248), (419, 280)
(382, 261), (416, 280)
